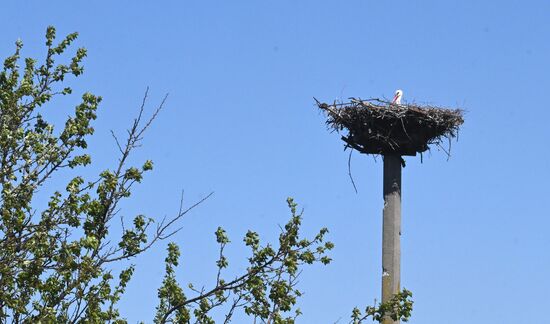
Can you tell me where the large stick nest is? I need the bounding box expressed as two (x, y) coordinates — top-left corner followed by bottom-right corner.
(316, 98), (464, 157)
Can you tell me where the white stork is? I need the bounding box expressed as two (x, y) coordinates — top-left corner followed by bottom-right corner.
(392, 89), (403, 105)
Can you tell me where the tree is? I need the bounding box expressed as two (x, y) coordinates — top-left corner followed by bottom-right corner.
(351, 289), (413, 323)
(0, 27), (416, 324)
(0, 27), (334, 323)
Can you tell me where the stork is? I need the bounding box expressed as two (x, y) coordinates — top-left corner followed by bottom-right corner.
(392, 89), (403, 105)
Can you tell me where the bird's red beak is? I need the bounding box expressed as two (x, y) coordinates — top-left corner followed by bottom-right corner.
(392, 94), (399, 103)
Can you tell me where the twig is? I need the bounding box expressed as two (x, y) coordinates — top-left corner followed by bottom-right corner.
(347, 150), (358, 194)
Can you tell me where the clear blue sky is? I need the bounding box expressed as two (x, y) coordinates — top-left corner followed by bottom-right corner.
(2, 1), (550, 323)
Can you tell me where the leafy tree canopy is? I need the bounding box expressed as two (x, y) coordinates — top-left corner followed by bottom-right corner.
(0, 26), (335, 323)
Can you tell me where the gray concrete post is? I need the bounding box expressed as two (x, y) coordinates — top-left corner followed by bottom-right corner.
(381, 154), (402, 324)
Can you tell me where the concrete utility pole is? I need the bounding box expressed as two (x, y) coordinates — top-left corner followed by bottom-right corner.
(316, 95), (463, 324)
(381, 154), (401, 324)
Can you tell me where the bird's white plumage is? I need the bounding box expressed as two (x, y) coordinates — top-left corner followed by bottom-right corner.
(392, 89), (403, 105)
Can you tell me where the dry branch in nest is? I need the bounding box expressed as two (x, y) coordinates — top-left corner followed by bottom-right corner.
(316, 98), (464, 157)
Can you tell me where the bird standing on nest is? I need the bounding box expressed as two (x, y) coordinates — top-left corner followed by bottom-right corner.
(392, 89), (403, 105)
